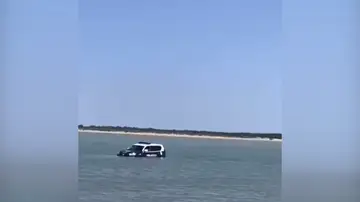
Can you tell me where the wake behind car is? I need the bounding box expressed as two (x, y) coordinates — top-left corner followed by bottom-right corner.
(117, 142), (166, 158)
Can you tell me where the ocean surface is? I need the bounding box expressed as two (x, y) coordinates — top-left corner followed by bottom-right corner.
(79, 133), (281, 202)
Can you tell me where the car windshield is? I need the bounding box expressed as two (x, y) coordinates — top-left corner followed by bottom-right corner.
(128, 145), (144, 152)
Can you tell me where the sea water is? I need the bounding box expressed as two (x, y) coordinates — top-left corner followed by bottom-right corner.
(79, 133), (281, 202)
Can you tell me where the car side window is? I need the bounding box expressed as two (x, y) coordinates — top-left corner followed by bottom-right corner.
(150, 146), (161, 151)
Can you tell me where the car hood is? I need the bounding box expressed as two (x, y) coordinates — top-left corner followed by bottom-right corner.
(120, 149), (138, 154)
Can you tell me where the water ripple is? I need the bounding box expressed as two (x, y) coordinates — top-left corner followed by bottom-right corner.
(79, 134), (281, 202)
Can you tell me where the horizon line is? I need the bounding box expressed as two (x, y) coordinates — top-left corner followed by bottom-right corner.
(78, 124), (282, 135)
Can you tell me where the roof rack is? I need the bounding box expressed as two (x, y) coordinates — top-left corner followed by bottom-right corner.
(137, 141), (151, 144)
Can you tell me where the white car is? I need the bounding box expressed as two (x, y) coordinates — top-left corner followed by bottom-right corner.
(117, 142), (166, 158)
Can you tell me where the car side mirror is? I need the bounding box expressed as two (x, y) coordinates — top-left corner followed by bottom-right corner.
(144, 149), (148, 152)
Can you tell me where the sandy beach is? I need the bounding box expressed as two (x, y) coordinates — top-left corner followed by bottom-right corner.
(78, 129), (282, 142)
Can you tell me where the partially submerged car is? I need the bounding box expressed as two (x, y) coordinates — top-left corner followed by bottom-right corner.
(117, 142), (166, 158)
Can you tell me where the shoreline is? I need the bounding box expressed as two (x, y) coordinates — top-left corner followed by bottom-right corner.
(78, 129), (282, 142)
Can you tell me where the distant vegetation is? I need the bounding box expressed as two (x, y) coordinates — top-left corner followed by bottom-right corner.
(78, 125), (282, 140)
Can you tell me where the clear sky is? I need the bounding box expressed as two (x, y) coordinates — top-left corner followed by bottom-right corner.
(79, 0), (282, 133)
(3, 0), (359, 185)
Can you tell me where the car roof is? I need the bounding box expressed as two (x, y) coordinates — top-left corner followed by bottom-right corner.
(133, 142), (164, 147)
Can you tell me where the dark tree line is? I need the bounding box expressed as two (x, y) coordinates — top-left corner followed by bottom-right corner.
(78, 124), (282, 140)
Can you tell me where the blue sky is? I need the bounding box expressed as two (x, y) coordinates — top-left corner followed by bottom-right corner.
(3, 0), (359, 183)
(79, 0), (282, 133)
